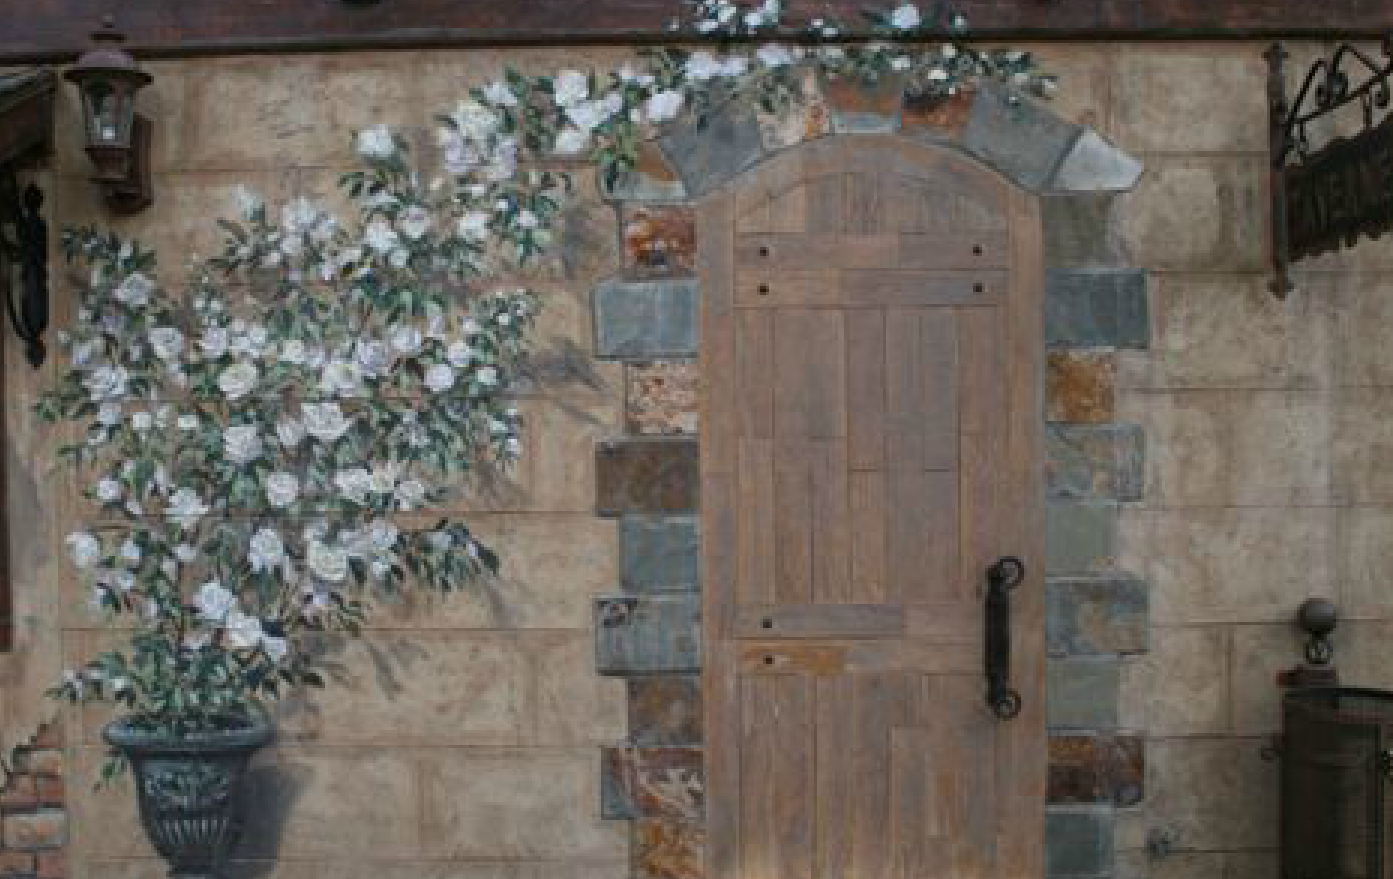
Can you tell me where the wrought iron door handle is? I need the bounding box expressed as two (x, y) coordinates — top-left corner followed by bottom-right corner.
(985, 556), (1025, 720)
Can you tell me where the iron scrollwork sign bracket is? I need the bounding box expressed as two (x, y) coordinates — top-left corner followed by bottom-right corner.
(984, 556), (1025, 721)
(1267, 37), (1393, 298)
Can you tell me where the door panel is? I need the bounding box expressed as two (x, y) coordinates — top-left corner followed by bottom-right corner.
(701, 136), (1043, 879)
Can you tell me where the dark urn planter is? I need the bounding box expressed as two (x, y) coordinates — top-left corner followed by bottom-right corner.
(104, 717), (273, 879)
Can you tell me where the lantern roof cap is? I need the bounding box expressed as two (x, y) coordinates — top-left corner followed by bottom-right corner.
(64, 18), (151, 86)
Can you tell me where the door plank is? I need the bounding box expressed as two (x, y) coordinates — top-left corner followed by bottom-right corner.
(735, 269), (1007, 308)
(816, 676), (855, 879)
(737, 439), (777, 607)
(736, 308), (775, 441)
(736, 233), (1011, 270)
(730, 603), (905, 639)
(738, 640), (978, 675)
(846, 309), (887, 471)
(920, 308), (961, 472)
(848, 471), (888, 605)
(811, 439), (852, 603)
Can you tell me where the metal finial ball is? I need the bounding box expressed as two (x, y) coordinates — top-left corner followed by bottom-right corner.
(1298, 598), (1338, 638)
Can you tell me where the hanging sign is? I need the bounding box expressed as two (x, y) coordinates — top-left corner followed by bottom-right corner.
(1283, 113), (1393, 262)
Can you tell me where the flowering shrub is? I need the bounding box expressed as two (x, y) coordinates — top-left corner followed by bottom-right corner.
(40, 0), (1049, 769)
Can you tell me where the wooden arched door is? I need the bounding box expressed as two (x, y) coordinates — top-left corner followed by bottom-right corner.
(698, 135), (1044, 878)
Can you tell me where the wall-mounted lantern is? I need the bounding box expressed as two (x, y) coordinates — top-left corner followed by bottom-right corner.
(63, 18), (152, 215)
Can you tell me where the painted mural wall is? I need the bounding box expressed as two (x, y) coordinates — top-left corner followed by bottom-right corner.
(0, 38), (1388, 879)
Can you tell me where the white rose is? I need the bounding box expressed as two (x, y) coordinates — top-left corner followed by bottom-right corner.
(553, 69), (589, 107)
(167, 487), (210, 529)
(941, 42), (959, 60)
(644, 90), (685, 122)
(355, 340), (391, 377)
(279, 339), (308, 365)
(218, 362), (259, 401)
(390, 325), (424, 355)
(175, 543), (197, 563)
(302, 401), (352, 442)
(483, 79), (518, 107)
(446, 341), (475, 368)
(84, 365), (129, 401)
(757, 44), (794, 68)
(263, 472), (300, 508)
(178, 413), (199, 431)
(367, 519), (400, 554)
(307, 541), (349, 583)
(131, 411), (153, 431)
(232, 184), (262, 219)
(96, 478), (121, 502)
(364, 217), (399, 254)
(890, 3), (921, 28)
(276, 416), (305, 448)
(249, 528), (285, 573)
(723, 55), (749, 77)
(97, 401), (122, 426)
(424, 363), (455, 392)
(320, 360), (362, 397)
(66, 532), (101, 569)
(685, 51), (724, 81)
(398, 205), (431, 241)
(200, 326), (230, 359)
(113, 272), (154, 307)
(120, 539), (141, 564)
(194, 580), (236, 622)
(260, 634), (289, 662)
(451, 98), (501, 140)
(334, 468), (373, 505)
(566, 100), (608, 133)
(456, 212), (491, 243)
(891, 55), (913, 71)
(395, 478), (427, 511)
(224, 610), (263, 650)
(356, 124), (396, 160)
(369, 462), (400, 494)
(475, 365), (499, 386)
(553, 127), (591, 156)
(223, 424), (262, 465)
(148, 327), (184, 360)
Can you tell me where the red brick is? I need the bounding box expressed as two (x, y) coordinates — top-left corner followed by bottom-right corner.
(36, 850), (66, 879)
(3, 810), (67, 849)
(0, 775), (38, 813)
(35, 776), (63, 808)
(12, 750), (63, 778)
(31, 724), (63, 750)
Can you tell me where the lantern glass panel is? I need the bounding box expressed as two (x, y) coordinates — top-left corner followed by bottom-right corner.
(81, 80), (133, 148)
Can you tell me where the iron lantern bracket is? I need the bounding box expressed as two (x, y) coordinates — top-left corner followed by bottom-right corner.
(0, 167), (49, 369)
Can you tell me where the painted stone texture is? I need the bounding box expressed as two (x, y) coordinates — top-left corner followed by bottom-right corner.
(628, 677), (703, 746)
(627, 361), (699, 437)
(634, 818), (705, 879)
(601, 746), (704, 820)
(1048, 350), (1118, 424)
(1049, 734), (1144, 807)
(623, 206), (697, 278)
(595, 595), (702, 674)
(596, 439), (701, 515)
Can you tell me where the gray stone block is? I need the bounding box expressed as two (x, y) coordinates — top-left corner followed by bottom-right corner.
(600, 165), (689, 203)
(1047, 578), (1149, 656)
(1046, 806), (1115, 878)
(622, 514), (701, 593)
(1047, 657), (1120, 729)
(1046, 424), (1145, 502)
(1043, 501), (1119, 577)
(596, 594), (701, 675)
(660, 100), (766, 197)
(594, 279), (701, 360)
(1050, 129), (1144, 193)
(962, 82), (1082, 192)
(1041, 193), (1131, 268)
(1045, 269), (1150, 350)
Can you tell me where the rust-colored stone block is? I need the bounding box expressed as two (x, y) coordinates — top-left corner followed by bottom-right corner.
(629, 676), (703, 746)
(623, 206), (697, 278)
(635, 819), (706, 879)
(1048, 734), (1143, 807)
(35, 850), (65, 879)
(1047, 350), (1117, 424)
(628, 361), (699, 436)
(0, 851), (36, 878)
(596, 438), (700, 515)
(821, 72), (904, 132)
(0, 775), (37, 813)
(902, 88), (978, 140)
(602, 746), (704, 820)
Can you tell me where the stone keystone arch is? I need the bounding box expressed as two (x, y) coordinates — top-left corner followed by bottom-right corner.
(591, 78), (1148, 879)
